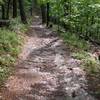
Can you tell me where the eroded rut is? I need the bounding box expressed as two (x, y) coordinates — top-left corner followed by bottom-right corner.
(0, 16), (97, 100)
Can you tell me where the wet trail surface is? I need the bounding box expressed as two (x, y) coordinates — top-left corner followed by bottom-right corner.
(0, 16), (97, 100)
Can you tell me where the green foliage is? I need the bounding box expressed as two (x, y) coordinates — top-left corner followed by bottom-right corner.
(9, 18), (28, 33)
(0, 0), (3, 4)
(0, 29), (21, 83)
(83, 58), (100, 73)
(72, 51), (100, 73)
(73, 50), (100, 98)
(60, 32), (89, 50)
(0, 29), (21, 55)
(72, 51), (90, 60)
(38, 0), (100, 42)
(0, 66), (10, 84)
(37, 0), (51, 4)
(0, 55), (15, 66)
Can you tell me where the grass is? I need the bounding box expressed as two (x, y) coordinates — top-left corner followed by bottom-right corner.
(60, 32), (90, 50)
(0, 28), (22, 85)
(59, 31), (100, 73)
(9, 18), (28, 33)
(72, 51), (100, 73)
(72, 51), (100, 97)
(59, 32), (100, 73)
(58, 29), (100, 98)
(0, 17), (32, 85)
(59, 31), (100, 72)
(72, 48), (100, 98)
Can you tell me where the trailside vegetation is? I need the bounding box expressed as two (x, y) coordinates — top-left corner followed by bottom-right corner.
(0, 0), (100, 98)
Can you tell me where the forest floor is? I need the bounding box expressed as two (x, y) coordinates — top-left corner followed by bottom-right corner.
(0, 15), (98, 100)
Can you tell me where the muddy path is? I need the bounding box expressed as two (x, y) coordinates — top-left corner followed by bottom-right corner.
(0, 16), (97, 100)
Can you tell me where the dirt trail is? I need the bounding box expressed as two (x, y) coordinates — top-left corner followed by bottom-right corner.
(0, 16), (97, 100)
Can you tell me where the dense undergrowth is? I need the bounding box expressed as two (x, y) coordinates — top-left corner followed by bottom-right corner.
(60, 32), (90, 50)
(0, 29), (21, 85)
(72, 50), (100, 98)
(60, 31), (100, 73)
(9, 18), (29, 33)
(0, 17), (31, 85)
(60, 31), (100, 98)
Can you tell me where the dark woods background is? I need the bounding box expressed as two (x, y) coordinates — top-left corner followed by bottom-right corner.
(0, 0), (100, 43)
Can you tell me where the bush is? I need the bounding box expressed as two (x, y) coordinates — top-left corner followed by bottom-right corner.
(0, 66), (10, 84)
(72, 51), (100, 73)
(0, 29), (21, 55)
(9, 18), (28, 33)
(60, 32), (90, 50)
(72, 51), (100, 98)
(0, 29), (21, 83)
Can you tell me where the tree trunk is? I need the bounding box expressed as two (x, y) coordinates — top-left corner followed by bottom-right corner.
(46, 3), (50, 27)
(6, 0), (11, 19)
(18, 0), (27, 24)
(41, 4), (46, 24)
(13, 0), (17, 18)
(33, 0), (37, 9)
(1, 5), (6, 19)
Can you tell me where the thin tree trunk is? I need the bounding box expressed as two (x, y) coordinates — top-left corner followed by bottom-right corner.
(13, 0), (17, 18)
(41, 4), (46, 24)
(33, 0), (37, 9)
(6, 0), (11, 19)
(46, 3), (50, 27)
(1, 5), (6, 19)
(18, 0), (27, 24)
